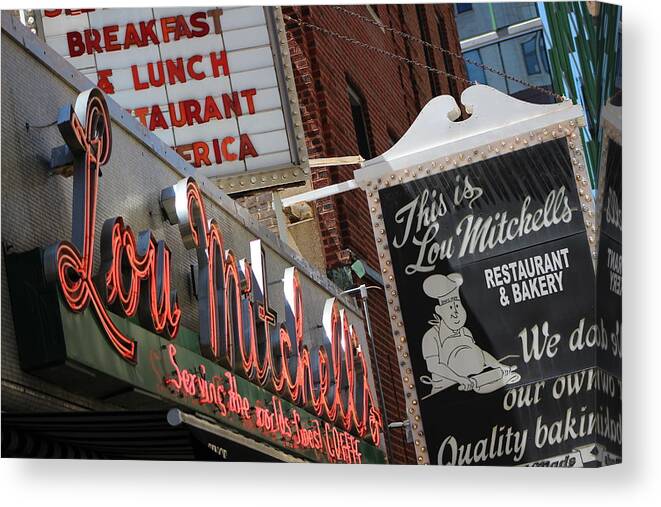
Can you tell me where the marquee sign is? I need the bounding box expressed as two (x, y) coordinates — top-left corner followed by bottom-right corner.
(7, 88), (383, 464)
(36, 7), (308, 193)
(353, 85), (622, 466)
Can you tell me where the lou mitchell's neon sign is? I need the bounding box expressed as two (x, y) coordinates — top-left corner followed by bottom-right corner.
(43, 88), (382, 447)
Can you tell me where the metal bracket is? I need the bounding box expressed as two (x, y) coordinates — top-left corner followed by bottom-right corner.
(49, 144), (74, 177)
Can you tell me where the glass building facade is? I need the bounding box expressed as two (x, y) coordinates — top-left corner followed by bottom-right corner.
(455, 2), (554, 104)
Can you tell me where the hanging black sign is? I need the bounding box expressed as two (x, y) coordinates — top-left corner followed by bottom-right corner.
(596, 140), (622, 379)
(594, 138), (622, 461)
(379, 138), (603, 465)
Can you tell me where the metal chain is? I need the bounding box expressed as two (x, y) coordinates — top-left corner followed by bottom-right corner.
(283, 13), (476, 90)
(331, 5), (568, 103)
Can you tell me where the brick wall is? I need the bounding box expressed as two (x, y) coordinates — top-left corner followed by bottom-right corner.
(284, 3), (468, 464)
(236, 192), (279, 234)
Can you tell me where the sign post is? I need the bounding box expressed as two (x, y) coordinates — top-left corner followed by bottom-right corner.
(354, 85), (620, 466)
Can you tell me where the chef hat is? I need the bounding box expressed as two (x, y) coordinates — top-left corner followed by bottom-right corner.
(423, 273), (464, 299)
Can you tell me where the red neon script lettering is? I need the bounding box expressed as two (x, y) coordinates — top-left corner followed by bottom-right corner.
(161, 178), (383, 445)
(44, 89), (181, 362)
(165, 343), (227, 415)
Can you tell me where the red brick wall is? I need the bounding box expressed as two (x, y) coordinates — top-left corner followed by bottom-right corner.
(284, 4), (468, 464)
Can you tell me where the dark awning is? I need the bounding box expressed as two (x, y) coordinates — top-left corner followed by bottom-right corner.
(2, 409), (306, 462)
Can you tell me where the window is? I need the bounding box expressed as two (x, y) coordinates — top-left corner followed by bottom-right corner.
(366, 5), (385, 32)
(615, 31), (621, 92)
(463, 31), (552, 103)
(521, 35), (541, 75)
(347, 86), (372, 159)
(538, 33), (550, 74)
(493, 2), (538, 29)
(437, 15), (459, 99)
(455, 3), (494, 39)
(416, 5), (440, 96)
(387, 129), (401, 148)
(464, 49), (487, 84)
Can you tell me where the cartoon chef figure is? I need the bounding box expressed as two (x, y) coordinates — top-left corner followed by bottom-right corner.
(420, 273), (518, 396)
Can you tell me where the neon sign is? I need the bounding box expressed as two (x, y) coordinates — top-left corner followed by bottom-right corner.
(44, 88), (180, 362)
(164, 342), (364, 462)
(43, 89), (382, 448)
